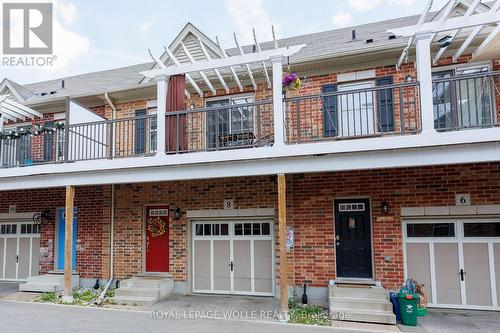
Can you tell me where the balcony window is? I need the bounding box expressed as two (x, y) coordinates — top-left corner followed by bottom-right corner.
(206, 96), (254, 149)
(432, 66), (493, 131)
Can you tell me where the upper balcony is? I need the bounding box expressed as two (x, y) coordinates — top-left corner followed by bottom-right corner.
(1, 1), (500, 190)
(1, 70), (499, 169)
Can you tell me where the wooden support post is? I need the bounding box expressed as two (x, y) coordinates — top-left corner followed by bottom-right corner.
(278, 174), (288, 315)
(63, 185), (75, 302)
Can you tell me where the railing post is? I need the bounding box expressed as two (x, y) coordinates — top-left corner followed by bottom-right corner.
(415, 32), (436, 133)
(271, 56), (285, 147)
(0, 115), (3, 167)
(156, 77), (168, 156)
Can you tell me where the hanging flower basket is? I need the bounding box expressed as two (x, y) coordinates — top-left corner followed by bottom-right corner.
(282, 72), (302, 92)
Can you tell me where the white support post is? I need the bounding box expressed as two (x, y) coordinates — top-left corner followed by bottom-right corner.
(415, 32), (436, 133)
(271, 56), (285, 146)
(0, 113), (3, 167)
(156, 77), (168, 157)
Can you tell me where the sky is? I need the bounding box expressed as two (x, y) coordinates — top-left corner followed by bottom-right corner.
(0, 0), (450, 85)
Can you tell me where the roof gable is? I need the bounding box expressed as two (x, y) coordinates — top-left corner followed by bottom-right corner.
(0, 78), (35, 103)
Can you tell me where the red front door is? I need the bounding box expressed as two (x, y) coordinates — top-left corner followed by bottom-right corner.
(145, 205), (169, 272)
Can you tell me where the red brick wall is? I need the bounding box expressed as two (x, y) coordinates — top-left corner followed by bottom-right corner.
(109, 162), (500, 291)
(0, 186), (110, 278)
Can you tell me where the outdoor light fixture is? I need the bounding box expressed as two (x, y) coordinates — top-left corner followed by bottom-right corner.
(174, 207), (181, 219)
(381, 201), (390, 214)
(405, 75), (413, 83)
(438, 35), (453, 48)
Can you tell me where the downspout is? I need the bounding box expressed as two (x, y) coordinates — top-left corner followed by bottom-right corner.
(95, 181), (115, 306)
(96, 92), (117, 306)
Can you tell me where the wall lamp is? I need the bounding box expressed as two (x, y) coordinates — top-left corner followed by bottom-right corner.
(174, 207), (181, 219)
(381, 200), (390, 214)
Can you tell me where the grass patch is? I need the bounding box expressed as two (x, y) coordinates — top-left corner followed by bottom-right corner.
(36, 292), (57, 303)
(288, 293), (330, 326)
(35, 287), (116, 306)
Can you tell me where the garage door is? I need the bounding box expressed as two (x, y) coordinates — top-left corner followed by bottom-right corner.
(192, 220), (274, 296)
(0, 222), (40, 281)
(403, 219), (500, 310)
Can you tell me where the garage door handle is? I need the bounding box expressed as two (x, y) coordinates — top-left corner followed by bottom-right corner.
(459, 269), (465, 281)
(229, 261), (234, 272)
(15, 254), (18, 263)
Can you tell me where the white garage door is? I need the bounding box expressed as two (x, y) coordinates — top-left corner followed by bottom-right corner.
(0, 222), (40, 281)
(403, 219), (500, 310)
(192, 220), (274, 296)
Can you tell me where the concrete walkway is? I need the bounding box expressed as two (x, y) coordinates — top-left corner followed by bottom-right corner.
(0, 282), (20, 298)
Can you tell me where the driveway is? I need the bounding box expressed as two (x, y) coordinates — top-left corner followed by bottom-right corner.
(0, 282), (20, 298)
(418, 308), (500, 333)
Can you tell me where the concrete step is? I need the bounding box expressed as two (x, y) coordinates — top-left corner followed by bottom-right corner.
(330, 308), (396, 325)
(110, 295), (159, 306)
(19, 274), (79, 292)
(115, 287), (160, 298)
(19, 282), (58, 292)
(329, 297), (393, 312)
(329, 286), (389, 300)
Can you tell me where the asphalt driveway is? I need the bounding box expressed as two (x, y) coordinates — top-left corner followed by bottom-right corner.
(0, 282), (20, 298)
(418, 308), (500, 333)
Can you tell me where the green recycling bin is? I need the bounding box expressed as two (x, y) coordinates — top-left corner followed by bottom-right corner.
(398, 293), (420, 326)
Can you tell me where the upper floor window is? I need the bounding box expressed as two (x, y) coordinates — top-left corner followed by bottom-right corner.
(206, 96), (254, 149)
(432, 66), (493, 131)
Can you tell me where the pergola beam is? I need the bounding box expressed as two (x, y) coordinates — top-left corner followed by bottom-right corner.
(216, 36), (243, 92)
(142, 44), (305, 79)
(433, 0), (482, 64)
(148, 49), (190, 98)
(164, 47), (204, 96)
(198, 38), (229, 94)
(473, 23), (500, 56)
(2, 97), (42, 118)
(180, 41), (217, 95)
(0, 103), (26, 121)
(253, 29), (271, 88)
(452, 0), (500, 62)
(390, 10), (500, 37)
(396, 0), (433, 69)
(234, 33), (257, 90)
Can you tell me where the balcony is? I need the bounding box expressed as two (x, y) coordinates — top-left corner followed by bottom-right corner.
(0, 71), (499, 170)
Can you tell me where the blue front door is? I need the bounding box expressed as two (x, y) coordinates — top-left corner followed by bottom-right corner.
(57, 208), (77, 271)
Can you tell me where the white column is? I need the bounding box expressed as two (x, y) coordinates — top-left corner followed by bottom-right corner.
(271, 56), (285, 147)
(156, 77), (168, 156)
(415, 32), (436, 133)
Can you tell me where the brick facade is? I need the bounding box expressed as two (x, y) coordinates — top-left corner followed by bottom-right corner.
(0, 186), (110, 279)
(105, 162), (500, 291)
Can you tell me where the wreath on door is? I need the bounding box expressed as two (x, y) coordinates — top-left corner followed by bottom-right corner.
(147, 217), (166, 237)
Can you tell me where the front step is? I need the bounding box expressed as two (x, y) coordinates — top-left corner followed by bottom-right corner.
(19, 274), (80, 292)
(110, 275), (173, 306)
(329, 285), (396, 325)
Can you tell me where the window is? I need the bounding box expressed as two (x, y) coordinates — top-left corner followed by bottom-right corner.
(234, 222), (271, 236)
(337, 82), (376, 137)
(194, 223), (229, 236)
(20, 223), (40, 234)
(433, 66), (493, 130)
(135, 109), (147, 154)
(406, 223), (455, 237)
(0, 224), (17, 235)
(206, 96), (254, 149)
(149, 109), (157, 153)
(464, 222), (500, 237)
(339, 203), (365, 212)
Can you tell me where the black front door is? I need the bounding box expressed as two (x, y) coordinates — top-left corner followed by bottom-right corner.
(334, 198), (372, 278)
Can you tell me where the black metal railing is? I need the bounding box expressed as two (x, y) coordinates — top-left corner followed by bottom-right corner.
(0, 115), (156, 168)
(432, 70), (499, 131)
(165, 99), (274, 154)
(284, 82), (421, 144)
